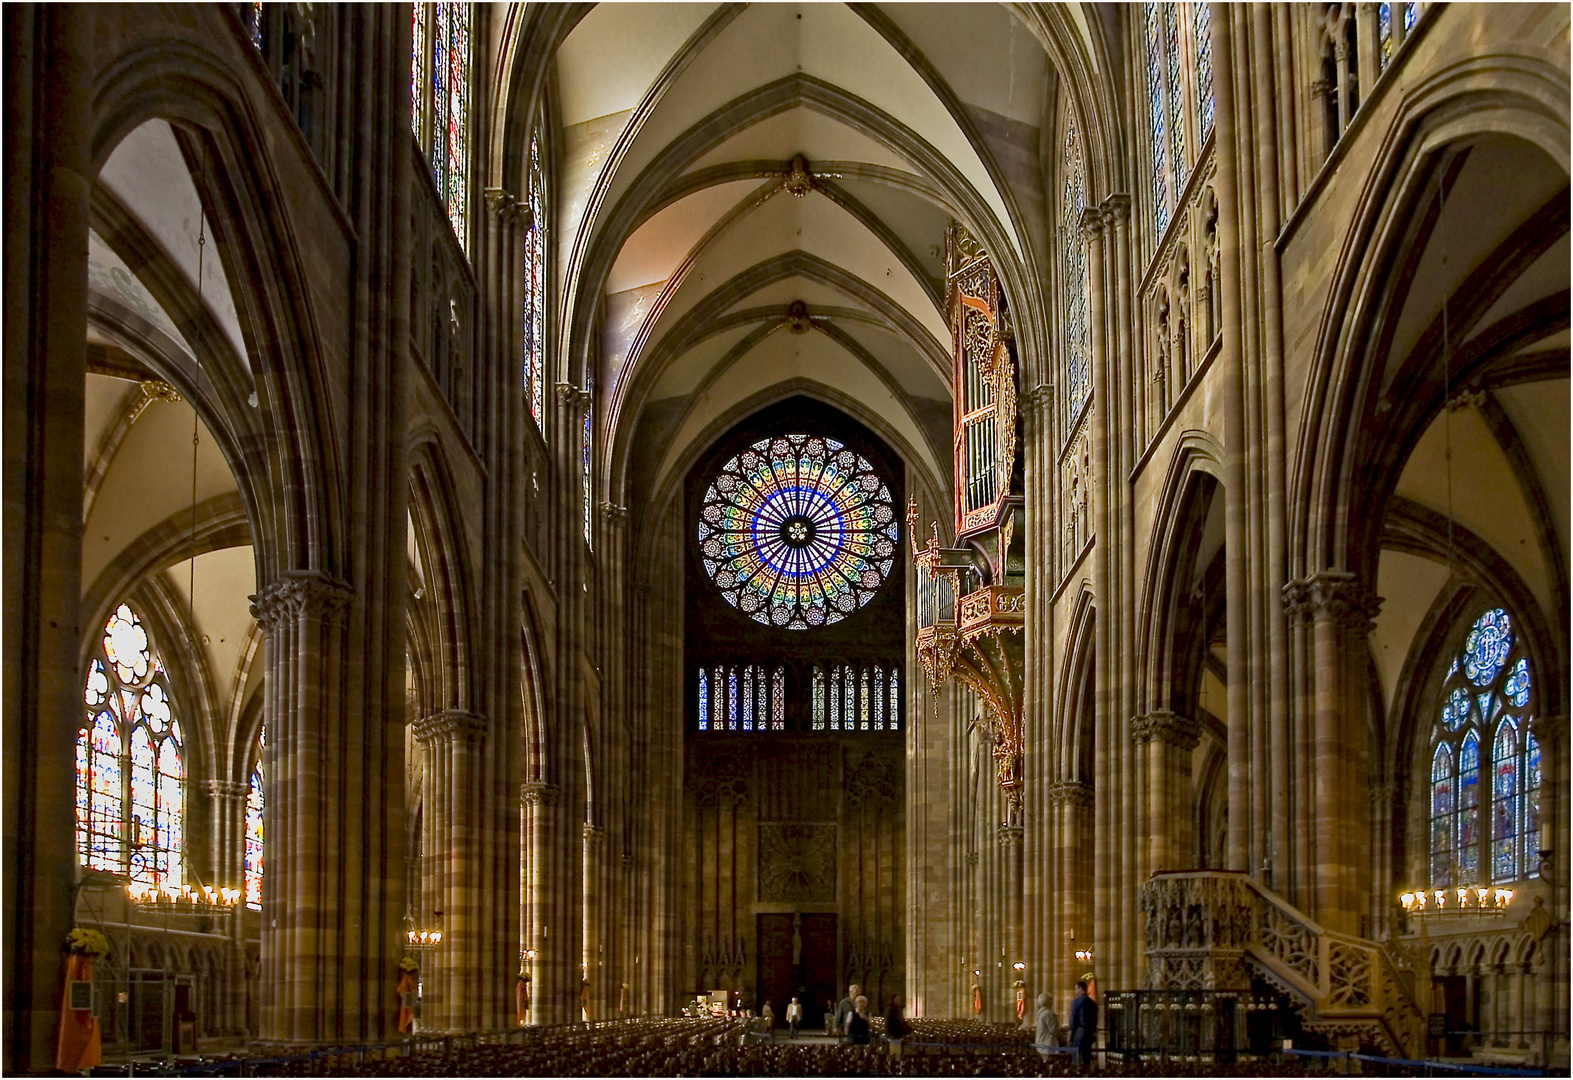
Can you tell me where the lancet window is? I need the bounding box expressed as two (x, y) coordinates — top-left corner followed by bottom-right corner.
(412, 3), (472, 248)
(1061, 112), (1091, 430)
(812, 663), (901, 732)
(1143, 2), (1216, 235)
(77, 603), (185, 890)
(245, 735), (265, 909)
(525, 134), (546, 431)
(1428, 607), (1542, 887)
(698, 665), (786, 732)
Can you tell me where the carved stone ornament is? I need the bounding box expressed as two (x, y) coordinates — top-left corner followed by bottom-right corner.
(1282, 571), (1382, 631)
(758, 823), (837, 903)
(412, 709), (487, 745)
(250, 571), (353, 632)
(520, 781), (560, 808)
(846, 752), (897, 809)
(1522, 896), (1552, 942)
(782, 153), (816, 198)
(1131, 710), (1202, 751)
(693, 750), (749, 808)
(1047, 780), (1093, 809)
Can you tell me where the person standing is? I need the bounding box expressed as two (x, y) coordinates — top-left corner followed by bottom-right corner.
(1033, 992), (1061, 1062)
(785, 996), (803, 1038)
(835, 983), (860, 1039)
(760, 1000), (774, 1035)
(847, 995), (871, 1045)
(883, 994), (910, 1059)
(1069, 979), (1098, 1070)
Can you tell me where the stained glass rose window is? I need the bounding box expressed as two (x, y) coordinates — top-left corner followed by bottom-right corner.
(697, 434), (896, 629)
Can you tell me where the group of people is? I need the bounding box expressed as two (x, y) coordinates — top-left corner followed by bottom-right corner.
(835, 983), (910, 1056)
(1033, 979), (1098, 1069)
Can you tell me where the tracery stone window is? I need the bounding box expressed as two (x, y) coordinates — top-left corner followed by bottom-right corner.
(245, 737), (264, 909)
(698, 665), (786, 732)
(412, 2), (472, 248)
(1061, 110), (1091, 429)
(525, 134), (546, 431)
(1428, 607), (1542, 887)
(1143, 2), (1215, 235)
(697, 434), (896, 629)
(812, 663), (901, 732)
(77, 603), (185, 890)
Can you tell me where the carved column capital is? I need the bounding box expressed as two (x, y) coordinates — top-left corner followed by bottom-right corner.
(412, 709), (488, 745)
(1099, 193), (1132, 227)
(554, 381), (579, 407)
(1022, 384), (1054, 418)
(250, 571), (354, 632)
(996, 823), (1024, 847)
(483, 187), (520, 222)
(1132, 710), (1202, 751)
(204, 779), (249, 800)
(1047, 780), (1094, 809)
(598, 501), (629, 523)
(1078, 206), (1106, 240)
(1282, 570), (1382, 631)
(583, 823), (605, 844)
(521, 781), (560, 808)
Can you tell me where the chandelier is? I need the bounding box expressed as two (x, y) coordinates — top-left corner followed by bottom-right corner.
(1399, 885), (1512, 919)
(128, 881), (241, 915)
(405, 908), (444, 954)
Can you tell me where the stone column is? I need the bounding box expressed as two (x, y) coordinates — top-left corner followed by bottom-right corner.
(521, 781), (561, 1021)
(204, 779), (249, 1038)
(998, 823), (1024, 989)
(583, 823), (605, 1019)
(1135, 712), (1202, 874)
(413, 709), (487, 1030)
(1051, 781), (1093, 1018)
(1283, 571), (1379, 935)
(3, 7), (92, 1070)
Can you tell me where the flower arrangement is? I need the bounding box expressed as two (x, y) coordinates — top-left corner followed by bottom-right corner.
(1011, 979), (1025, 990)
(66, 927), (109, 957)
(397, 955), (419, 974)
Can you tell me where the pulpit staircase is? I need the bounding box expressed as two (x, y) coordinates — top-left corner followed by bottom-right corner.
(1139, 872), (1426, 1058)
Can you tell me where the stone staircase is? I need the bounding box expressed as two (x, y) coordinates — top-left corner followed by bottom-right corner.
(1139, 871), (1425, 1058)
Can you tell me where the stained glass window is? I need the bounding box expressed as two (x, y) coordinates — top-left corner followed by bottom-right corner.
(412, 4), (472, 248)
(810, 663), (901, 732)
(1061, 114), (1091, 426)
(697, 664), (784, 731)
(1144, 3), (1170, 234)
(1144, 3), (1214, 236)
(1427, 606), (1539, 887)
(525, 135), (546, 432)
(245, 757), (264, 909)
(582, 387), (593, 546)
(697, 435), (896, 629)
(76, 603), (184, 890)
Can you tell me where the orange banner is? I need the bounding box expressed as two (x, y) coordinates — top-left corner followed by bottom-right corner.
(56, 954), (102, 1072)
(397, 971), (417, 1033)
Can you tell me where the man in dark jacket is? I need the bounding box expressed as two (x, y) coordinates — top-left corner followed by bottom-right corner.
(835, 983), (859, 1039)
(1069, 979), (1097, 1070)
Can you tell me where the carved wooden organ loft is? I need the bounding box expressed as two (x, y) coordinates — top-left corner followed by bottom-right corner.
(910, 224), (1027, 822)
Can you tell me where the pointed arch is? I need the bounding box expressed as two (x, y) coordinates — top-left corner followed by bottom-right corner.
(407, 434), (479, 713)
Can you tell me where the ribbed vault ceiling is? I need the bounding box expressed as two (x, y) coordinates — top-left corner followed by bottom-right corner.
(548, 2), (1087, 509)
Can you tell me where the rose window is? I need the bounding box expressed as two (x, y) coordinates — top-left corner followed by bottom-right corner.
(697, 434), (896, 629)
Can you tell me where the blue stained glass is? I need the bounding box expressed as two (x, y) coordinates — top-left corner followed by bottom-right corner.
(1404, 2), (1418, 30)
(432, 3), (448, 197)
(412, 4), (426, 139)
(1193, 1), (1214, 139)
(1378, 4), (1393, 69)
(1459, 733), (1480, 878)
(1505, 657), (1530, 708)
(1492, 720), (1518, 881)
(742, 666), (754, 731)
(1441, 686), (1470, 731)
(1062, 118), (1090, 422)
(728, 669), (738, 732)
(697, 435), (895, 629)
(446, 3), (470, 248)
(1431, 742), (1453, 884)
(698, 669), (709, 731)
(1464, 608), (1512, 686)
(1524, 733), (1541, 858)
(1145, 3), (1170, 233)
(1477, 693), (1497, 723)
(1163, 2), (1187, 190)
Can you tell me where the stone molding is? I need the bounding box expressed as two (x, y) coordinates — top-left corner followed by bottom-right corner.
(521, 781), (561, 807)
(204, 779), (249, 799)
(249, 571), (354, 631)
(483, 186), (522, 223)
(1047, 780), (1094, 809)
(997, 823), (1023, 847)
(598, 501), (629, 522)
(1131, 710), (1202, 750)
(583, 823), (605, 843)
(1282, 570), (1382, 631)
(412, 709), (487, 744)
(1021, 384), (1053, 418)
